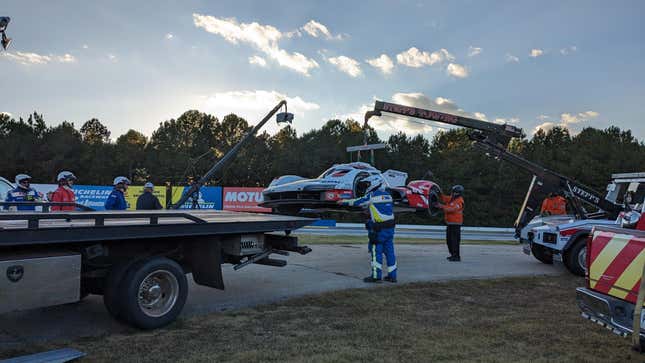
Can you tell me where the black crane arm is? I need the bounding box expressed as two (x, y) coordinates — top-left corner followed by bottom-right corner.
(172, 100), (290, 209)
(364, 100), (622, 224)
(365, 100), (522, 149)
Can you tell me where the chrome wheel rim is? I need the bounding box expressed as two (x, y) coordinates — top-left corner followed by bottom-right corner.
(137, 270), (179, 318)
(578, 246), (587, 272)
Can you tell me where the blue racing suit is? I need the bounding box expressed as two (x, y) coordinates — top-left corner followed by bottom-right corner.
(104, 188), (128, 210)
(341, 189), (396, 280)
(5, 186), (41, 211)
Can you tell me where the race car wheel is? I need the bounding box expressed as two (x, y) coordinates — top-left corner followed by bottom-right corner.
(565, 237), (587, 277)
(531, 243), (553, 265)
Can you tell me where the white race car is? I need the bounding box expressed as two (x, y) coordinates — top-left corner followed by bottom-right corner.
(260, 162), (441, 216)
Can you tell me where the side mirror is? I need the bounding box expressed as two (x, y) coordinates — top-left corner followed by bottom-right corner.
(276, 112), (294, 124)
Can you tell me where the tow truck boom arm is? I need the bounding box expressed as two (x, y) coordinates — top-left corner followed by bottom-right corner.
(365, 100), (522, 149)
(364, 100), (622, 223)
(172, 100), (289, 209)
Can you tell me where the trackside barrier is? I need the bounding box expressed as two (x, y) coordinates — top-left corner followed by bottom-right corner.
(297, 223), (516, 241)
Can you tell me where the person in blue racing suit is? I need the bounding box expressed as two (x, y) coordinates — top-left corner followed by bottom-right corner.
(339, 175), (397, 283)
(5, 174), (42, 211)
(105, 176), (131, 210)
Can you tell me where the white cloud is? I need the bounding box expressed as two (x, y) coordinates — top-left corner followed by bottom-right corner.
(327, 55), (362, 77)
(473, 112), (488, 121)
(529, 48), (544, 58)
(560, 45), (577, 55)
(193, 13), (319, 76)
(505, 53), (519, 63)
(533, 110), (599, 134)
(396, 47), (454, 67)
(82, 44), (89, 49)
(560, 111), (599, 124)
(165, 33), (174, 40)
(107, 54), (117, 62)
(248, 55), (267, 67)
(301, 20), (342, 40)
(366, 54), (394, 74)
(1, 51), (51, 65)
(2, 51), (77, 65)
(202, 90), (319, 120)
(56, 54), (77, 63)
(446, 63), (468, 78)
(533, 122), (557, 134)
(468, 46), (482, 57)
(493, 117), (520, 124)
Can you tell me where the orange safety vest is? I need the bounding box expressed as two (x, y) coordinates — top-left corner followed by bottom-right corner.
(541, 196), (567, 215)
(440, 195), (464, 225)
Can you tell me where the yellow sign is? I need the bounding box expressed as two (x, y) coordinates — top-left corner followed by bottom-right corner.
(125, 186), (166, 210)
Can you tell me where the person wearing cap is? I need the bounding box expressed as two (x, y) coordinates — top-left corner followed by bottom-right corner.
(50, 171), (77, 211)
(136, 182), (163, 210)
(105, 176), (131, 210)
(436, 185), (465, 262)
(5, 174), (42, 211)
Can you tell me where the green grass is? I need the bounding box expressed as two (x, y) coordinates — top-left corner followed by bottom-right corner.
(1, 275), (636, 362)
(295, 234), (516, 245)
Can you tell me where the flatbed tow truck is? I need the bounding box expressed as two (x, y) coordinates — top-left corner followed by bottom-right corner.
(0, 101), (315, 330)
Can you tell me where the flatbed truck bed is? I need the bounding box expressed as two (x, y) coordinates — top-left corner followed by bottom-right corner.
(0, 209), (315, 329)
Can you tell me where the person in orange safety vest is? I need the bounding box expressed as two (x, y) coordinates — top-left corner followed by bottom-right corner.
(540, 192), (567, 216)
(436, 185), (465, 262)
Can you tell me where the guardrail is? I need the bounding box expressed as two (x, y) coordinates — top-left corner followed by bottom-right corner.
(298, 223), (516, 241)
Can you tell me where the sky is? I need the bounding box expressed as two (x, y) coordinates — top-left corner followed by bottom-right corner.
(1, 0), (644, 141)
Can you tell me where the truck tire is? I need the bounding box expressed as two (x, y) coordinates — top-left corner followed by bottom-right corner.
(531, 243), (553, 264)
(565, 238), (587, 277)
(103, 261), (136, 320)
(118, 257), (188, 330)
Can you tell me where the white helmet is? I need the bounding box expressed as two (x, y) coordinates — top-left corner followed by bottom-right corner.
(113, 176), (131, 186)
(360, 174), (384, 194)
(15, 173), (31, 184)
(57, 171), (77, 182)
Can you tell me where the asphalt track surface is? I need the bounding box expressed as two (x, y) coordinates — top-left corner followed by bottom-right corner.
(0, 244), (565, 349)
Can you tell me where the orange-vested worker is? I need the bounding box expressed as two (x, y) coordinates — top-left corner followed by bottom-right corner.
(540, 192), (567, 216)
(436, 185), (465, 262)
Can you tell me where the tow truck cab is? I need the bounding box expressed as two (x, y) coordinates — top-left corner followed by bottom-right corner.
(523, 172), (645, 276)
(576, 225), (645, 348)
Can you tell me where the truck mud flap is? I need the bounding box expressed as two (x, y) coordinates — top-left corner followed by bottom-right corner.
(186, 240), (225, 290)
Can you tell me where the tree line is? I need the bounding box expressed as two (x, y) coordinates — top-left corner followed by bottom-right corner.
(1, 111), (644, 226)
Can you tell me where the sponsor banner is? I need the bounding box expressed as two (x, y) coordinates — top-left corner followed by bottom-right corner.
(33, 184), (166, 211)
(170, 186), (222, 210)
(32, 184), (113, 211)
(125, 186), (166, 210)
(223, 187), (270, 213)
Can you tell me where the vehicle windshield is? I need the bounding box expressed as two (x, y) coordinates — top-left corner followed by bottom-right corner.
(319, 167), (351, 179)
(0, 179), (11, 201)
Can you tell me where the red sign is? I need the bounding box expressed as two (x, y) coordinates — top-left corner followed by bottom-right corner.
(222, 187), (271, 213)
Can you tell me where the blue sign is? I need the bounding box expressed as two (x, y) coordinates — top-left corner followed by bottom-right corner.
(74, 185), (114, 211)
(172, 186), (223, 210)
